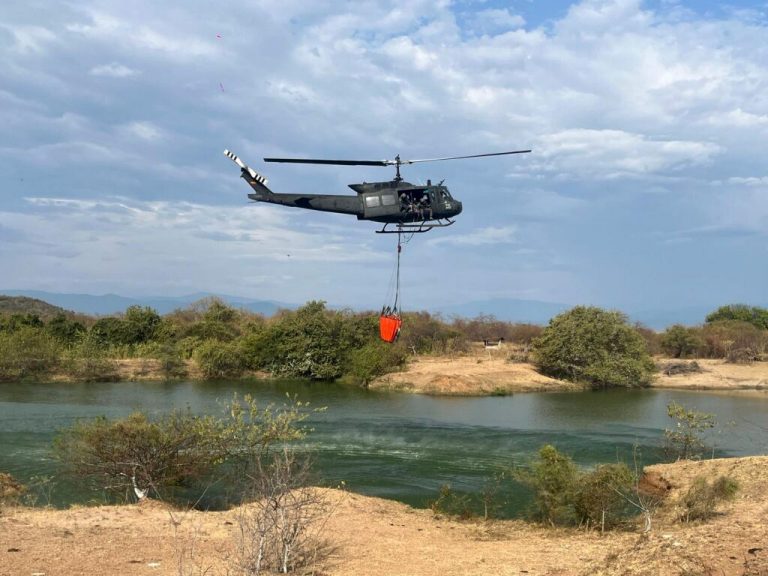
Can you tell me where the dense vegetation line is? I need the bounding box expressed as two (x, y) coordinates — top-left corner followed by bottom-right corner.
(0, 295), (766, 387)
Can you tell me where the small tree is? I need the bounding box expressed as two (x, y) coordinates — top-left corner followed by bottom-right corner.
(532, 306), (655, 389)
(664, 401), (717, 461)
(660, 325), (703, 358)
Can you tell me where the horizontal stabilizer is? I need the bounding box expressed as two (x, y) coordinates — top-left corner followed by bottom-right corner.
(223, 149), (269, 186)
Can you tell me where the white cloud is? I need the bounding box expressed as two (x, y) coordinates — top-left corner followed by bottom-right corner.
(531, 129), (721, 179)
(119, 121), (165, 142)
(4, 25), (57, 54)
(464, 9), (525, 36)
(0, 197), (385, 297)
(728, 176), (768, 187)
(428, 225), (518, 247)
(90, 62), (139, 78)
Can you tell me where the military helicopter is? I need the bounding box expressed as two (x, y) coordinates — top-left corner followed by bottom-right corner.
(223, 148), (531, 233)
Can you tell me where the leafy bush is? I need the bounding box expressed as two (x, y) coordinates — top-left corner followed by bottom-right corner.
(660, 324), (703, 358)
(346, 341), (407, 385)
(532, 306), (655, 389)
(516, 444), (580, 525)
(194, 339), (246, 379)
(706, 304), (768, 330)
(256, 302), (349, 380)
(681, 476), (738, 522)
(428, 484), (475, 520)
(61, 338), (119, 382)
(699, 320), (767, 361)
(123, 305), (162, 343)
(399, 311), (468, 355)
(0, 326), (61, 381)
(574, 463), (634, 530)
(54, 395), (311, 503)
(46, 313), (86, 344)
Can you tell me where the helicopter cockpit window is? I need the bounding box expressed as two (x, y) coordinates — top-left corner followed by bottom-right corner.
(381, 194), (396, 206)
(365, 195), (380, 208)
(441, 188), (452, 200)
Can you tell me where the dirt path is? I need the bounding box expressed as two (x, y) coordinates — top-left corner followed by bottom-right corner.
(2, 457), (766, 576)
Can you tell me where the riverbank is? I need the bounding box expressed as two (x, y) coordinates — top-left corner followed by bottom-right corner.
(369, 353), (768, 395)
(39, 351), (768, 395)
(2, 456), (766, 576)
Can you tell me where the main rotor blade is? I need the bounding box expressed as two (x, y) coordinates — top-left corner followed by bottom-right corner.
(403, 150), (532, 165)
(264, 157), (390, 166)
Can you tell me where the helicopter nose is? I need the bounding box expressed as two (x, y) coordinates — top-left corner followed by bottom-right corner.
(454, 200), (463, 216)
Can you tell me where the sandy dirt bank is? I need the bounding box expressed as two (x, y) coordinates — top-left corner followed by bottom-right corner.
(2, 456), (766, 576)
(370, 349), (768, 396)
(654, 358), (768, 391)
(370, 354), (583, 395)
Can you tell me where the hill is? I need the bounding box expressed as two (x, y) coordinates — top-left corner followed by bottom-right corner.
(0, 290), (288, 316)
(0, 295), (71, 319)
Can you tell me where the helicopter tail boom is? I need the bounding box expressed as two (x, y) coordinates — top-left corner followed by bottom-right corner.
(223, 149), (273, 198)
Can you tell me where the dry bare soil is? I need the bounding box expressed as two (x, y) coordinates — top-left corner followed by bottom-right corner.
(2, 456), (766, 576)
(370, 347), (768, 395)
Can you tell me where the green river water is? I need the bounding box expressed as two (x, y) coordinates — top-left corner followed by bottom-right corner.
(1, 380), (766, 513)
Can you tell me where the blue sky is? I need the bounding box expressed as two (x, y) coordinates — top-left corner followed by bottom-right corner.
(1, 0), (767, 313)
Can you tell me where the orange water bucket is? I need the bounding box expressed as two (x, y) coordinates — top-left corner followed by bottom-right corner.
(379, 314), (402, 343)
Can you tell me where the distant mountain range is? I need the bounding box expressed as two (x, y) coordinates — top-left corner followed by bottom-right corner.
(0, 290), (290, 317)
(0, 289), (753, 329)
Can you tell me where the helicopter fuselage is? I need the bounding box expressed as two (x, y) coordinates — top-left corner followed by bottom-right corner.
(246, 180), (463, 224)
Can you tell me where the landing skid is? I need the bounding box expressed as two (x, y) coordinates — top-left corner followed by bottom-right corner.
(376, 218), (455, 234)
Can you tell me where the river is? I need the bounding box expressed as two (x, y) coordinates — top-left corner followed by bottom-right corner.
(1, 380), (766, 512)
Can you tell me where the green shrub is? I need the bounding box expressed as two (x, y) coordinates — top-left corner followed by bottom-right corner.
(155, 343), (188, 379)
(660, 324), (703, 358)
(54, 394), (311, 503)
(194, 339), (246, 379)
(706, 304), (768, 330)
(428, 484), (475, 520)
(0, 326), (61, 381)
(46, 313), (86, 344)
(61, 338), (119, 382)
(516, 444), (580, 525)
(346, 341), (407, 386)
(532, 306), (655, 389)
(574, 463), (634, 530)
(681, 476), (739, 522)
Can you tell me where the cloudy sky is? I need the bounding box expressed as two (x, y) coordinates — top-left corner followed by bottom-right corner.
(1, 0), (767, 313)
